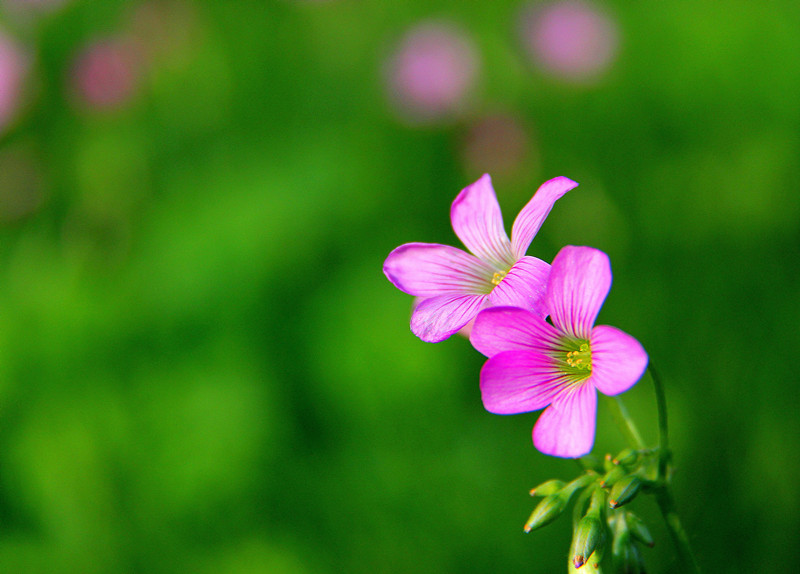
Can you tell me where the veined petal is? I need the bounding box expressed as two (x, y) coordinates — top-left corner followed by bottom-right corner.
(488, 256), (551, 317)
(547, 246), (611, 340)
(384, 242), (495, 296)
(470, 306), (561, 358)
(480, 350), (566, 414)
(411, 293), (488, 342)
(450, 174), (514, 267)
(590, 325), (648, 396)
(511, 176), (578, 258)
(533, 382), (597, 458)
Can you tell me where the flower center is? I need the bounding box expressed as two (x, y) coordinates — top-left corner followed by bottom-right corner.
(491, 270), (507, 286)
(565, 342), (592, 371)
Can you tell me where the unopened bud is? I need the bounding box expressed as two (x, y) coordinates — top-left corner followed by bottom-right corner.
(600, 465), (625, 488)
(529, 479), (565, 497)
(613, 448), (638, 466)
(524, 493), (566, 532)
(625, 511), (654, 547)
(609, 475), (642, 509)
(572, 515), (603, 569)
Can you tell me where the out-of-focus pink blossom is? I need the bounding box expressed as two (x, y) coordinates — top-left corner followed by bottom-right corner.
(461, 113), (534, 179)
(0, 144), (45, 223)
(0, 32), (29, 132)
(521, 1), (619, 82)
(70, 37), (143, 111)
(386, 21), (479, 124)
(2, 0), (70, 14)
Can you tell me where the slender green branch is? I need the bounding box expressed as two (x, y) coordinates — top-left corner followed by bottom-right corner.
(602, 395), (645, 450)
(649, 364), (670, 480)
(648, 364), (701, 573)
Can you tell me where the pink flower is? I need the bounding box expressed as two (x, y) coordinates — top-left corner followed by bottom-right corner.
(70, 37), (143, 111)
(0, 33), (29, 132)
(521, 1), (619, 82)
(470, 245), (648, 458)
(385, 21), (479, 124)
(384, 174), (578, 343)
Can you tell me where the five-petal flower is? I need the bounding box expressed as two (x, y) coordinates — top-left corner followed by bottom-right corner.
(470, 245), (648, 458)
(383, 174), (578, 342)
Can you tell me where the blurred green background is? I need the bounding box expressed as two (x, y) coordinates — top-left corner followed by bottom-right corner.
(0, 1), (798, 572)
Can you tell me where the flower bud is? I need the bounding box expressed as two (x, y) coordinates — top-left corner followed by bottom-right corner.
(529, 478), (565, 497)
(524, 493), (567, 532)
(572, 515), (603, 569)
(625, 511), (654, 547)
(609, 475), (642, 509)
(599, 465), (625, 488)
(612, 448), (638, 467)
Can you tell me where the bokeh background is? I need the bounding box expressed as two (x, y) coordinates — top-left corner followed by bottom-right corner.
(1, 1), (798, 572)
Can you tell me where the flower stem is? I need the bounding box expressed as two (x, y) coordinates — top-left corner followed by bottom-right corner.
(602, 395), (645, 451)
(648, 364), (701, 573)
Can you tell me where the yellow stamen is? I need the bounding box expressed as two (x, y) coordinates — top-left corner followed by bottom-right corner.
(565, 342), (592, 371)
(491, 271), (507, 286)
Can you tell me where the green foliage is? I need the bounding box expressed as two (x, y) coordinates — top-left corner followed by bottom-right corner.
(1, 1), (799, 572)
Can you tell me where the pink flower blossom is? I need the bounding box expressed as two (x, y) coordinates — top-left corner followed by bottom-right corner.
(521, 1), (619, 82)
(384, 174), (578, 343)
(70, 37), (143, 111)
(0, 33), (29, 132)
(470, 245), (648, 458)
(385, 21), (479, 124)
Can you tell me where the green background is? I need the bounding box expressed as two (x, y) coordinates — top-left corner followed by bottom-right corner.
(1, 1), (798, 572)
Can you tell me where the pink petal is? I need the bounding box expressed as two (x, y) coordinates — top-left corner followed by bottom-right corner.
(480, 350), (566, 414)
(511, 176), (578, 258)
(589, 325), (648, 396)
(450, 174), (515, 268)
(533, 382), (597, 458)
(384, 242), (495, 296)
(488, 255), (551, 316)
(546, 245), (611, 340)
(411, 293), (488, 342)
(470, 306), (560, 358)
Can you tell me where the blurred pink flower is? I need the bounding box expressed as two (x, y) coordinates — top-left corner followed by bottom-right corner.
(522, 1), (619, 82)
(70, 37), (143, 111)
(2, 0), (70, 14)
(461, 113), (534, 178)
(0, 144), (45, 223)
(384, 174), (578, 342)
(386, 21), (479, 124)
(470, 246), (648, 458)
(0, 32), (29, 132)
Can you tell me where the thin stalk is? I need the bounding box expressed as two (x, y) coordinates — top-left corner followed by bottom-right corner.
(602, 395), (645, 451)
(648, 364), (701, 573)
(649, 364), (670, 480)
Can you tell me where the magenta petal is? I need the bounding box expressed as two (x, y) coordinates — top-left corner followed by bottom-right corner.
(546, 246), (611, 340)
(384, 242), (495, 296)
(590, 325), (648, 396)
(480, 350), (566, 414)
(533, 382), (597, 458)
(470, 306), (560, 357)
(489, 255), (551, 317)
(511, 176), (578, 258)
(450, 174), (515, 267)
(411, 293), (488, 342)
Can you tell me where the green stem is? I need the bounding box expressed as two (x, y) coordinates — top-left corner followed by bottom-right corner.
(648, 364), (701, 573)
(602, 395), (645, 451)
(649, 364), (670, 480)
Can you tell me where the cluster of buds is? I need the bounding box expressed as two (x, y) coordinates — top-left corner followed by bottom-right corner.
(524, 448), (660, 573)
